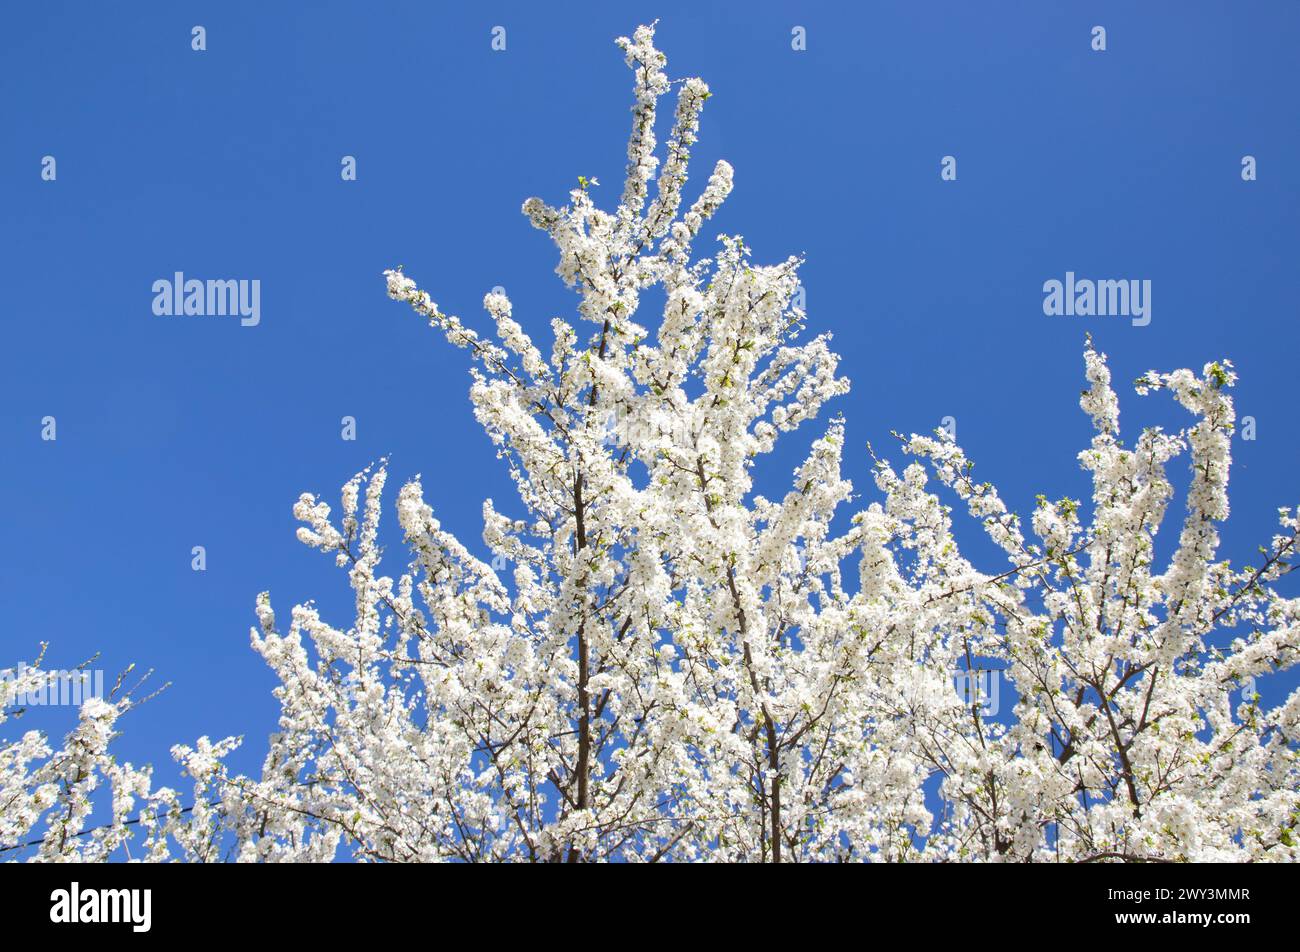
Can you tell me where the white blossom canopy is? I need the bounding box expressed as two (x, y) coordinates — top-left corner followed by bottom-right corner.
(3, 23), (1296, 863)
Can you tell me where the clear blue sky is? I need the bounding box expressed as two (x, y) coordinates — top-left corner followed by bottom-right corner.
(2, 1), (1297, 791)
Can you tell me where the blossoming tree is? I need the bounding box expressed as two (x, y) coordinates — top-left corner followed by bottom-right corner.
(3, 23), (1296, 863)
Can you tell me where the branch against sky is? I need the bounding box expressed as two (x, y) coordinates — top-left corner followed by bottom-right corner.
(3, 23), (1296, 863)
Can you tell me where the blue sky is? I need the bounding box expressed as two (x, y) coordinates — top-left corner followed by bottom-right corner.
(2, 0), (1297, 794)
